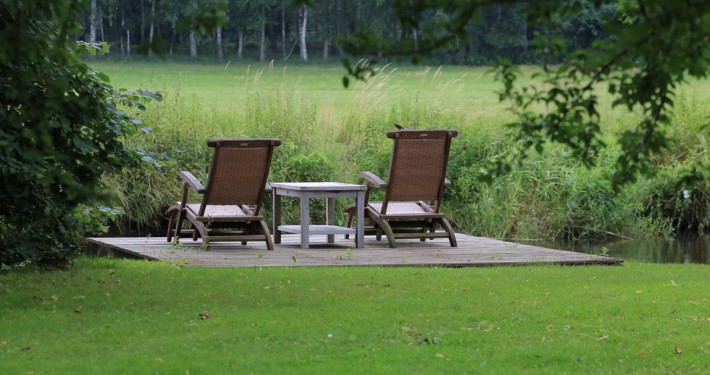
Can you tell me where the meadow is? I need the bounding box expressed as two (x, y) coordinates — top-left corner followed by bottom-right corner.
(93, 60), (709, 242)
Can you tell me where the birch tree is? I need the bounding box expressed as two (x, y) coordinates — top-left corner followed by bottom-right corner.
(298, 3), (307, 61)
(89, 0), (98, 43)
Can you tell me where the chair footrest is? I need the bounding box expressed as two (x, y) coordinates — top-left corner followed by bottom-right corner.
(361, 226), (434, 234)
(393, 232), (452, 239)
(195, 215), (264, 222)
(380, 213), (445, 219)
(176, 234), (268, 242)
(205, 235), (269, 241)
(279, 225), (356, 235)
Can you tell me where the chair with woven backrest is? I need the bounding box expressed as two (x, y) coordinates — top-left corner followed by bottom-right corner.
(344, 128), (458, 248)
(165, 138), (281, 250)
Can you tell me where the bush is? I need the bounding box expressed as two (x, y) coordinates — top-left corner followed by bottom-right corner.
(0, 2), (157, 267)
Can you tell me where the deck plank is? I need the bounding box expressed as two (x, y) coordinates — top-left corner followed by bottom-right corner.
(87, 234), (622, 267)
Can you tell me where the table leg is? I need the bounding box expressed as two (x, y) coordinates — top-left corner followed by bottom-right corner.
(300, 193), (310, 248)
(273, 189), (281, 244)
(326, 197), (335, 244)
(356, 191), (365, 248)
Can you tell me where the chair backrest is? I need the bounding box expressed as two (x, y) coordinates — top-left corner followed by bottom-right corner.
(383, 129), (457, 212)
(200, 139), (281, 214)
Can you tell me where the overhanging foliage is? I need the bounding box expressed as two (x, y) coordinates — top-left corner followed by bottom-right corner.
(332, 0), (710, 187)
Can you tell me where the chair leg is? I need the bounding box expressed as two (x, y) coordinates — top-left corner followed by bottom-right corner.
(429, 219), (437, 240)
(191, 220), (209, 246)
(438, 217), (457, 247)
(367, 209), (383, 242)
(344, 208), (354, 240)
(166, 206), (177, 242)
(257, 219), (274, 251)
(174, 207), (186, 241)
(371, 216), (396, 248)
(419, 221), (429, 242)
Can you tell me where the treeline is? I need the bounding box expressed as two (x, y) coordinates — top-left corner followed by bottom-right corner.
(84, 0), (617, 64)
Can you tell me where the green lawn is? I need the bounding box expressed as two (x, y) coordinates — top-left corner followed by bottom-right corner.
(1, 258), (709, 373)
(93, 60), (508, 120)
(92, 60), (710, 124)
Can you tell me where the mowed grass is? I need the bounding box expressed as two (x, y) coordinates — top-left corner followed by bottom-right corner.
(92, 60), (710, 127)
(93, 60), (507, 119)
(1, 258), (709, 373)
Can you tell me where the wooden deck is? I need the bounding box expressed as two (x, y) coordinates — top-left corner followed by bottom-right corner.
(87, 233), (623, 267)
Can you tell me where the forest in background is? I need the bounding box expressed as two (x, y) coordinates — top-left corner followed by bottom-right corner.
(83, 0), (616, 64)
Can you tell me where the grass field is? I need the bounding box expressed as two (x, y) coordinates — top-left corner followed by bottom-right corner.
(1, 61), (708, 373)
(1, 258), (709, 374)
(93, 60), (710, 128)
(90, 60), (709, 242)
(95, 61), (506, 118)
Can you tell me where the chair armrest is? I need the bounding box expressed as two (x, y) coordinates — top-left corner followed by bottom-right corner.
(264, 183), (272, 193)
(179, 171), (206, 194)
(444, 178), (451, 187)
(360, 171), (387, 188)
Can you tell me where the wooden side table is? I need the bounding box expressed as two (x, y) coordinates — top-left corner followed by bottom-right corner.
(271, 182), (366, 249)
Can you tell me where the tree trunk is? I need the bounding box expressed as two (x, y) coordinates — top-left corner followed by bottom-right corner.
(412, 27), (419, 51)
(259, 20), (266, 62)
(140, 0), (146, 41)
(120, 6), (125, 55)
(190, 30), (197, 58)
(323, 39), (329, 61)
(237, 30), (243, 59)
(299, 5), (307, 61)
(148, 0), (155, 55)
(89, 0), (97, 44)
(99, 2), (105, 42)
(126, 28), (131, 56)
(281, 2), (286, 60)
(216, 27), (223, 60)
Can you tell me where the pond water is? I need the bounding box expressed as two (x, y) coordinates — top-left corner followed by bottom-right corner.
(112, 223), (709, 264)
(518, 235), (710, 264)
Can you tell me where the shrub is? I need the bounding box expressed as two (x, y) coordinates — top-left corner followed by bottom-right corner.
(0, 2), (157, 267)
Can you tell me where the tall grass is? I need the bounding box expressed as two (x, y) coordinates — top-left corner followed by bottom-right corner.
(95, 62), (709, 240)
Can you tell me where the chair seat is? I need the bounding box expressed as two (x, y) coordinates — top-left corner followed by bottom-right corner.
(186, 203), (247, 218)
(368, 202), (445, 218)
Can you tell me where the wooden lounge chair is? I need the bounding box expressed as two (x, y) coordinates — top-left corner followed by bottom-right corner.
(345, 128), (458, 248)
(166, 138), (281, 250)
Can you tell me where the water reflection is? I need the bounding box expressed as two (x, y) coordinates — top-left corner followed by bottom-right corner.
(517, 235), (710, 264)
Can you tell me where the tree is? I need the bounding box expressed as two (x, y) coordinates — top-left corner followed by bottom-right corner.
(298, 3), (307, 61)
(0, 0), (159, 267)
(89, 0), (98, 43)
(311, 0), (338, 60)
(331, 0), (710, 186)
